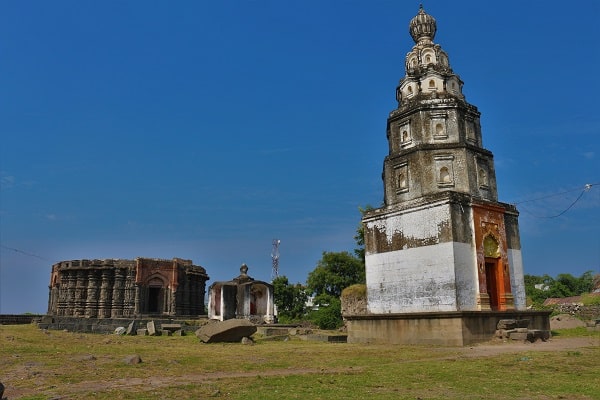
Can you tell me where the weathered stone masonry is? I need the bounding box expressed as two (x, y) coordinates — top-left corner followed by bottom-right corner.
(363, 5), (526, 315)
(47, 258), (209, 318)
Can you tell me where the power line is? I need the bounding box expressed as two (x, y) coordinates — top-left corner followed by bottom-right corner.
(516, 183), (596, 219)
(0, 244), (55, 262)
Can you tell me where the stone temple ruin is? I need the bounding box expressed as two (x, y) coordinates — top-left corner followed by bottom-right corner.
(343, 6), (550, 345)
(47, 257), (209, 319)
(43, 258), (275, 335)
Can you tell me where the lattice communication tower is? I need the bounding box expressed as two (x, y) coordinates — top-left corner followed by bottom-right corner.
(271, 239), (280, 280)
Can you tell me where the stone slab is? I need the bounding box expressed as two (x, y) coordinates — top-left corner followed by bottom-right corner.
(147, 321), (156, 336)
(196, 319), (257, 343)
(161, 323), (182, 331)
(126, 321), (136, 335)
(508, 332), (528, 341)
(345, 310), (551, 346)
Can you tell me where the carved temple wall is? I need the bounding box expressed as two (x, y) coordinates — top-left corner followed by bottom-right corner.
(47, 258), (209, 318)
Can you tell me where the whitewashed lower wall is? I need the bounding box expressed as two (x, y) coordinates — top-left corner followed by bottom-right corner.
(366, 241), (478, 313)
(452, 242), (480, 310)
(507, 249), (526, 310)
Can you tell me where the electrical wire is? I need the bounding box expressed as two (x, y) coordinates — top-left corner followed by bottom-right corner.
(516, 183), (596, 219)
(0, 245), (55, 262)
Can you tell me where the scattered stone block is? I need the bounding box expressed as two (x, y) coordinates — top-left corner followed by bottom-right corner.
(126, 321), (136, 335)
(497, 319), (516, 330)
(137, 328), (148, 336)
(147, 321), (156, 336)
(196, 319), (257, 343)
(114, 327), (126, 335)
(241, 336), (254, 345)
(528, 330), (550, 342)
(497, 319), (529, 331)
(161, 330), (172, 336)
(508, 332), (528, 341)
(161, 323), (182, 332)
(173, 329), (184, 336)
(495, 329), (507, 339)
(123, 354), (142, 365)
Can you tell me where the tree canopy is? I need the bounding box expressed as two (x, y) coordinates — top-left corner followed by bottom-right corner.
(304, 251), (365, 329)
(524, 271), (597, 307)
(272, 276), (307, 323)
(306, 251), (365, 299)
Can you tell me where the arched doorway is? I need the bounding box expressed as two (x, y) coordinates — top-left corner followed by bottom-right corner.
(483, 235), (504, 311)
(146, 277), (165, 314)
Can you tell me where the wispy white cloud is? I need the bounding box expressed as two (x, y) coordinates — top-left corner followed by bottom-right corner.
(582, 151), (595, 160)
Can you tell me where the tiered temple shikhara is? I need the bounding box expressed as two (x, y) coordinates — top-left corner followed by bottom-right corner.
(344, 6), (549, 345)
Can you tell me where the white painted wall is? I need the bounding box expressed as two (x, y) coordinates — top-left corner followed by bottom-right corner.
(367, 242), (454, 313)
(366, 241), (479, 313)
(507, 249), (527, 310)
(452, 241), (480, 310)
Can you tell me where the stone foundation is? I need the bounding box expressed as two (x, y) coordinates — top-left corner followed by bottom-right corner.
(38, 315), (209, 335)
(344, 310), (551, 346)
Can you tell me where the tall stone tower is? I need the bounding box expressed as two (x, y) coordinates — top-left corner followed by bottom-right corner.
(362, 6), (527, 315)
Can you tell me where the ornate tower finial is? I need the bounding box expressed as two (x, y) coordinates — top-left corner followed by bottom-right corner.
(409, 4), (437, 44)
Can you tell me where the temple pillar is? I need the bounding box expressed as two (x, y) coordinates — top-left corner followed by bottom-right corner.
(111, 268), (125, 318)
(66, 270), (77, 316)
(134, 284), (141, 315)
(98, 269), (112, 318)
(85, 271), (100, 318)
(73, 270), (87, 317)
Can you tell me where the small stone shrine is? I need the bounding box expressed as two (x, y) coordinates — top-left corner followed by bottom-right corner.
(47, 257), (209, 318)
(208, 264), (275, 324)
(344, 6), (550, 345)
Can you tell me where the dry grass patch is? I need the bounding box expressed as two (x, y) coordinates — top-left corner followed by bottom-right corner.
(1, 324), (598, 399)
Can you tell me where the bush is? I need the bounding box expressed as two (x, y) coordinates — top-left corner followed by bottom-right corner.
(341, 284), (366, 299)
(306, 297), (342, 330)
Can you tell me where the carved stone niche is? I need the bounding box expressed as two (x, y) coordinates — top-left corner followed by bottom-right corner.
(394, 162), (409, 194)
(434, 154), (454, 187)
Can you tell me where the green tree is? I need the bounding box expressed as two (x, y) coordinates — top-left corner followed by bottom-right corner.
(524, 271), (597, 308)
(576, 270), (595, 293)
(272, 276), (307, 323)
(307, 251), (365, 298)
(306, 251), (365, 329)
(593, 274), (600, 291)
(306, 297), (342, 330)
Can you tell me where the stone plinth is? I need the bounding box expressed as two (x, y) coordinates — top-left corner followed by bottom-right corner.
(344, 310), (551, 346)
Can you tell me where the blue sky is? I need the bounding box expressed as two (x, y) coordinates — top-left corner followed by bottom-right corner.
(1, 1), (598, 314)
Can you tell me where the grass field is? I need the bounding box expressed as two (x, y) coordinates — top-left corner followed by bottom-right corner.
(1, 324), (599, 399)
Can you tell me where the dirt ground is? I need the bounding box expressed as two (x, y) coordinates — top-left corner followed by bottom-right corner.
(549, 313), (588, 330)
(2, 318), (598, 399)
(456, 335), (598, 358)
(4, 336), (598, 399)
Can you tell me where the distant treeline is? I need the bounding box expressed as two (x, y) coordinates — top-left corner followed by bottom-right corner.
(525, 271), (600, 307)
